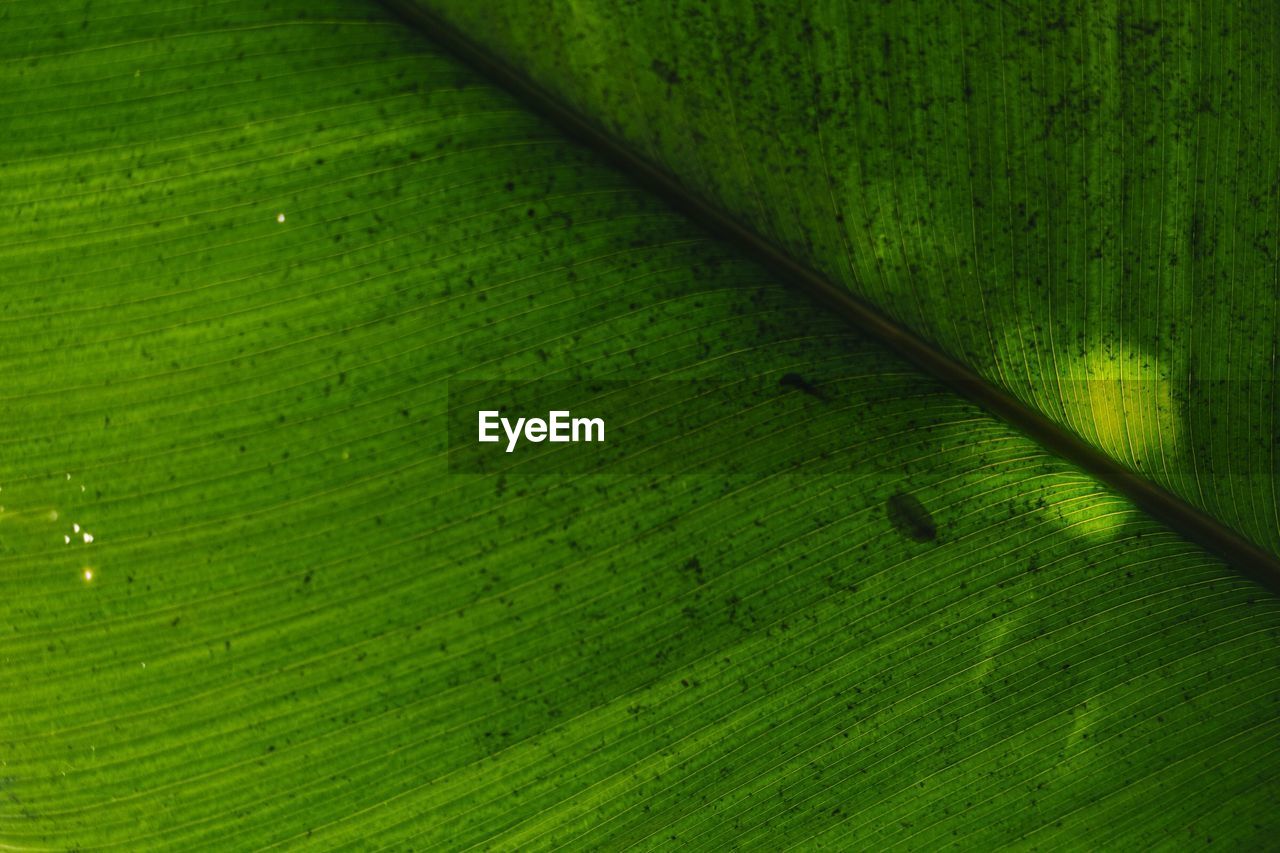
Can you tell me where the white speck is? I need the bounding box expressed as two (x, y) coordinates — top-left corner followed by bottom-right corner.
(83, 532), (94, 543)
(83, 568), (93, 581)
(276, 212), (286, 223)
(73, 523), (80, 533)
(64, 535), (71, 544)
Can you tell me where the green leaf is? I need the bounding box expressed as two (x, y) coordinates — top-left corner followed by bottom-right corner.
(1, 1), (1277, 849)
(416, 0), (1280, 560)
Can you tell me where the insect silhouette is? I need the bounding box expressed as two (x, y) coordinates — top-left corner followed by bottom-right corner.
(886, 491), (937, 542)
(779, 372), (828, 401)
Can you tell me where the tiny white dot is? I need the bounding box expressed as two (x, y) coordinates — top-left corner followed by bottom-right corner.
(83, 568), (93, 581)
(83, 532), (94, 543)
(64, 535), (71, 544)
(73, 523), (80, 533)
(276, 212), (286, 223)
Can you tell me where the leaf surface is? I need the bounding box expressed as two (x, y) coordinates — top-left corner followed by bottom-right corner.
(1, 1), (1278, 849)
(414, 0), (1280, 560)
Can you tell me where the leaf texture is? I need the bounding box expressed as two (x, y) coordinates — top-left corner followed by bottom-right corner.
(1, 1), (1278, 849)
(414, 0), (1280, 560)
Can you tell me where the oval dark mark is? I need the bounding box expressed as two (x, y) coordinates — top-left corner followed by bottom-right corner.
(779, 372), (828, 401)
(886, 491), (937, 542)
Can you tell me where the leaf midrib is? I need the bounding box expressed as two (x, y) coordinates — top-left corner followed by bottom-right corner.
(378, 0), (1280, 593)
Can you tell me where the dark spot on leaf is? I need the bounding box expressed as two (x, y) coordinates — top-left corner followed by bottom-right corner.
(779, 372), (828, 400)
(651, 59), (681, 86)
(886, 491), (936, 542)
